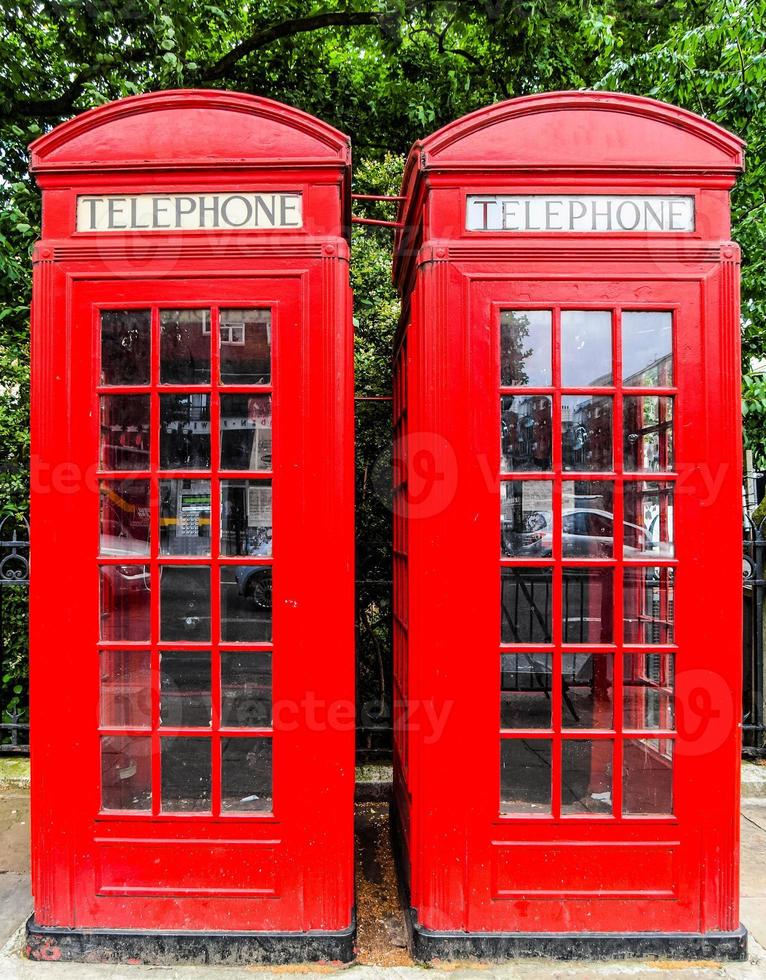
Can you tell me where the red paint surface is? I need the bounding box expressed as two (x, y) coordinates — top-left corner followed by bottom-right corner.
(29, 91), (354, 933)
(392, 92), (745, 936)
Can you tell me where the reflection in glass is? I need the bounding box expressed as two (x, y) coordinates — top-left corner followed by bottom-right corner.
(623, 481), (674, 557)
(100, 396), (150, 471)
(500, 654), (552, 729)
(622, 312), (673, 386)
(159, 566), (210, 642)
(221, 480), (272, 557)
(500, 310), (552, 386)
(160, 394), (211, 470)
(561, 311), (612, 387)
(562, 481), (614, 558)
(221, 566), (272, 642)
(501, 481), (552, 557)
(101, 736), (151, 811)
(221, 652), (272, 727)
(100, 651), (151, 728)
(623, 567), (675, 644)
(160, 651), (211, 727)
(220, 394), (272, 470)
(500, 738), (552, 814)
(101, 310), (150, 386)
(160, 309), (210, 384)
(100, 480), (150, 557)
(623, 396), (674, 472)
(562, 396), (612, 471)
(159, 479), (211, 556)
(501, 396), (552, 471)
(623, 738), (673, 814)
(562, 654), (613, 729)
(161, 737), (211, 812)
(221, 737), (273, 812)
(624, 654), (675, 730)
(563, 568), (614, 643)
(100, 564), (150, 642)
(562, 739), (613, 814)
(501, 567), (553, 643)
(220, 309), (271, 385)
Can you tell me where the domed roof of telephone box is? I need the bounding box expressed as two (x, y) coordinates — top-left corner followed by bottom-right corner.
(30, 89), (350, 174)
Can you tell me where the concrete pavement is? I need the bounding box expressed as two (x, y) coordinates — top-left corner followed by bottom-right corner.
(0, 761), (765, 977)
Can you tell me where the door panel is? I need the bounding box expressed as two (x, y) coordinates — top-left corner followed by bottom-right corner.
(468, 277), (701, 933)
(63, 275), (344, 930)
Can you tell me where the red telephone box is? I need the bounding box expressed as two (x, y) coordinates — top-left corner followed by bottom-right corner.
(392, 92), (746, 960)
(27, 91), (355, 964)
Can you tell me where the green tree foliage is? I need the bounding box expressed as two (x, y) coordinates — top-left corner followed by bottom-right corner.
(1, 0), (764, 746)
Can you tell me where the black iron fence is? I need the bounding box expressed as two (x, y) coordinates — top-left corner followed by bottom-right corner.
(0, 514), (29, 754)
(0, 481), (764, 761)
(743, 472), (766, 756)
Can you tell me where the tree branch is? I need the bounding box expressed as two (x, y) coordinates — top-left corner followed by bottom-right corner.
(201, 10), (387, 80)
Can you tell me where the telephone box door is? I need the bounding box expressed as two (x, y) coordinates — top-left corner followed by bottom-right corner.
(35, 271), (351, 932)
(462, 272), (738, 933)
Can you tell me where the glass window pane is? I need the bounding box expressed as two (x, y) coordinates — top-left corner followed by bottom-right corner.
(161, 737), (211, 812)
(220, 309), (271, 385)
(562, 739), (613, 815)
(624, 653), (675, 730)
(623, 396), (674, 473)
(501, 395), (552, 472)
(562, 654), (613, 729)
(561, 311), (612, 387)
(101, 310), (150, 386)
(100, 395), (150, 471)
(220, 394), (272, 470)
(500, 310), (552, 386)
(221, 651), (272, 727)
(622, 312), (673, 387)
(101, 735), (151, 811)
(623, 567), (675, 644)
(501, 567), (552, 643)
(501, 481), (552, 557)
(221, 566), (272, 642)
(562, 396), (613, 471)
(159, 479), (211, 556)
(100, 564), (150, 642)
(624, 481), (674, 558)
(221, 737), (273, 812)
(100, 480), (150, 557)
(221, 480), (272, 557)
(160, 309), (211, 385)
(563, 568), (614, 644)
(501, 653), (552, 729)
(500, 738), (552, 815)
(160, 651), (211, 728)
(160, 566), (210, 642)
(100, 651), (151, 728)
(562, 481), (614, 558)
(160, 394), (211, 470)
(623, 738), (673, 814)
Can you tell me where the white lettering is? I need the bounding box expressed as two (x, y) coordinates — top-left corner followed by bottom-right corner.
(466, 195), (695, 233)
(76, 192), (304, 232)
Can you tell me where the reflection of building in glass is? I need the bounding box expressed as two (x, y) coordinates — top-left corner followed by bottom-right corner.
(562, 395), (612, 471)
(501, 396), (552, 470)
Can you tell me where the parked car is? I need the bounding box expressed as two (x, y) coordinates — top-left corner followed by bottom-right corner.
(234, 535), (273, 609)
(502, 508), (656, 558)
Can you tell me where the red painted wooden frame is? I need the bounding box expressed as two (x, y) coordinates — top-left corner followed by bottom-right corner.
(392, 92), (744, 942)
(29, 91), (354, 935)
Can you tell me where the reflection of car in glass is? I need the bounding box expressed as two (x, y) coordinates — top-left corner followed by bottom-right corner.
(503, 509), (654, 558)
(99, 533), (150, 598)
(234, 535), (273, 609)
